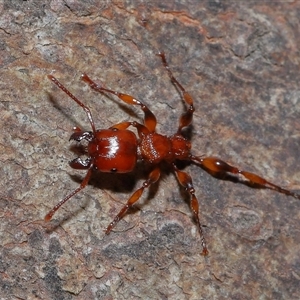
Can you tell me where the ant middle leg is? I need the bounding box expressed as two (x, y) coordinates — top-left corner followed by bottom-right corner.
(105, 167), (161, 234)
(172, 163), (208, 256)
(157, 52), (195, 134)
(81, 73), (157, 132)
(191, 156), (300, 200)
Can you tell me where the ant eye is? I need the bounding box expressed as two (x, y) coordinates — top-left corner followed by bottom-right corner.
(110, 168), (117, 172)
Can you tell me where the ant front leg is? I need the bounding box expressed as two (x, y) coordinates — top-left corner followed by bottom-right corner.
(109, 121), (133, 130)
(105, 167), (161, 234)
(173, 163), (208, 256)
(157, 52), (195, 134)
(192, 156), (300, 200)
(109, 121), (149, 137)
(81, 73), (157, 132)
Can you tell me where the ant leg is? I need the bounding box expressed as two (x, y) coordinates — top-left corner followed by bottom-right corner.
(105, 167), (161, 234)
(109, 121), (149, 138)
(191, 156), (300, 200)
(157, 52), (195, 134)
(109, 121), (133, 130)
(81, 73), (157, 132)
(45, 165), (93, 221)
(173, 163), (208, 256)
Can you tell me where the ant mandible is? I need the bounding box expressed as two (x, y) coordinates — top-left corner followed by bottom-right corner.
(46, 52), (300, 256)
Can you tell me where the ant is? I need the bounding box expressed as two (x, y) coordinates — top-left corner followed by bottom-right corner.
(46, 52), (300, 256)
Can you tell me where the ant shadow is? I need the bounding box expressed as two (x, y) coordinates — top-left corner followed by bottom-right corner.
(44, 162), (161, 233)
(46, 89), (141, 134)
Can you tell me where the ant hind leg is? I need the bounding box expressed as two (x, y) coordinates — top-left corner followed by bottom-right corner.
(192, 155), (300, 200)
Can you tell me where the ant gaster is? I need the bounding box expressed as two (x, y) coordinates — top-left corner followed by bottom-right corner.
(46, 52), (300, 256)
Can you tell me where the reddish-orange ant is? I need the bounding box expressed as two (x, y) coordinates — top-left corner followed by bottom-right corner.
(46, 52), (300, 255)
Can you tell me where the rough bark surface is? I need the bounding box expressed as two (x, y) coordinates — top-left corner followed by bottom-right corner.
(1, 1), (300, 299)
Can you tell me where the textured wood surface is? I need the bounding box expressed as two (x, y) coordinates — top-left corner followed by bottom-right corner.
(0, 1), (300, 299)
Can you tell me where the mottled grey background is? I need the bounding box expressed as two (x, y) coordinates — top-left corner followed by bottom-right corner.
(0, 1), (300, 299)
